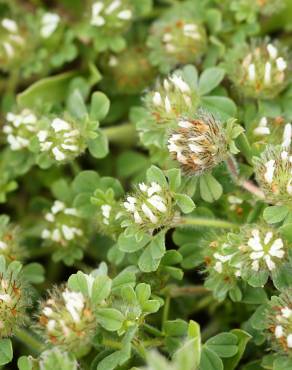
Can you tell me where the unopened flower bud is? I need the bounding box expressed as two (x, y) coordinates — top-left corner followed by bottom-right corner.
(37, 286), (97, 353)
(254, 145), (292, 205)
(264, 290), (292, 355)
(147, 14), (207, 73)
(0, 257), (30, 337)
(100, 45), (156, 95)
(0, 215), (25, 262)
(37, 116), (86, 163)
(38, 348), (78, 370)
(122, 181), (177, 232)
(0, 18), (25, 70)
(91, 189), (123, 240)
(41, 201), (87, 262)
(144, 72), (199, 126)
(167, 112), (229, 175)
(90, 0), (133, 35)
(3, 109), (38, 151)
(226, 41), (289, 99)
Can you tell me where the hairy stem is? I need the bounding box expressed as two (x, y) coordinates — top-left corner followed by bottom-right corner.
(178, 217), (239, 229)
(14, 328), (45, 354)
(226, 156), (265, 200)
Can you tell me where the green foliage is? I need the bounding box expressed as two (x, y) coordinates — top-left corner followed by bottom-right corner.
(0, 0), (292, 369)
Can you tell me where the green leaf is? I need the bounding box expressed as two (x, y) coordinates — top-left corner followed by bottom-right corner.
(174, 193), (195, 214)
(117, 151), (149, 178)
(263, 206), (289, 224)
(68, 271), (88, 295)
(92, 275), (112, 304)
(88, 130), (109, 158)
(200, 347), (223, 370)
(66, 89), (87, 120)
(118, 232), (150, 253)
(17, 356), (33, 370)
(206, 333), (238, 358)
(201, 96), (237, 119)
(279, 223), (292, 241)
(0, 339), (13, 366)
(146, 166), (168, 187)
(138, 245), (161, 272)
(198, 68), (225, 95)
(90, 92), (110, 121)
(96, 351), (125, 370)
(199, 173), (223, 202)
(223, 330), (252, 370)
(51, 179), (72, 203)
(96, 308), (124, 331)
(72, 171), (100, 193)
(22, 263), (45, 284)
(166, 168), (181, 192)
(17, 71), (77, 108)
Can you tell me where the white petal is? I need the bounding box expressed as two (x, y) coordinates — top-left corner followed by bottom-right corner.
(141, 203), (158, 223)
(275, 325), (283, 338)
(52, 201), (65, 214)
(52, 147), (66, 161)
(152, 92), (162, 106)
(51, 118), (71, 132)
(264, 254), (275, 270)
(276, 57), (287, 72)
(267, 43), (278, 59)
(248, 64), (256, 81)
(105, 0), (121, 14)
(264, 62), (272, 85)
(287, 334), (292, 348)
(2, 18), (18, 33)
(117, 10), (132, 20)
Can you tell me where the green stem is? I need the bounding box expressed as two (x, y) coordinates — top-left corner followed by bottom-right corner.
(102, 337), (163, 350)
(14, 328), (44, 354)
(162, 295), (170, 331)
(102, 123), (136, 146)
(178, 217), (239, 229)
(143, 323), (164, 337)
(163, 285), (209, 298)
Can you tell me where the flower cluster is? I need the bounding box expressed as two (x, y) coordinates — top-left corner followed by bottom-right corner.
(90, 0), (133, 34)
(147, 16), (207, 73)
(249, 117), (290, 153)
(205, 224), (288, 298)
(204, 235), (241, 301)
(0, 18), (25, 70)
(144, 72), (199, 126)
(39, 12), (60, 39)
(123, 181), (176, 233)
(0, 258), (30, 337)
(37, 117), (85, 163)
(3, 109), (38, 151)
(228, 0), (286, 23)
(0, 215), (25, 262)
(37, 287), (97, 353)
(167, 113), (229, 175)
(254, 145), (292, 205)
(226, 41), (289, 99)
(41, 200), (85, 248)
(265, 290), (292, 356)
(92, 189), (123, 240)
(100, 45), (156, 95)
(236, 227), (286, 273)
(37, 348), (78, 370)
